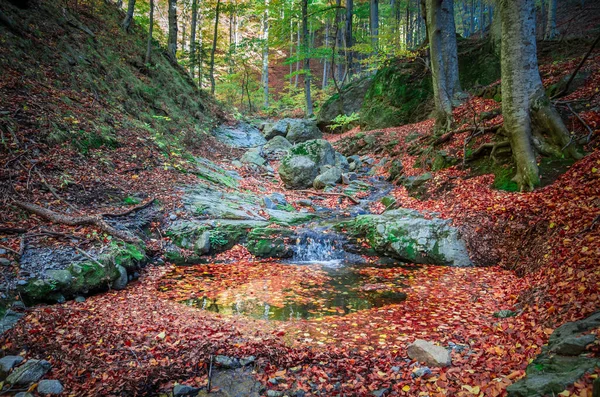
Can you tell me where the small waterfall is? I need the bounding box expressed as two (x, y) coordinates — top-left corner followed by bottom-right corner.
(292, 228), (346, 264)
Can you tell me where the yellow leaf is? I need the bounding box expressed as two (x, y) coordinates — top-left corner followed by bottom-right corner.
(462, 385), (481, 395)
(402, 385), (410, 392)
(157, 331), (166, 339)
(592, 167), (598, 173)
(549, 222), (555, 229)
(558, 391), (571, 396)
(132, 174), (139, 179)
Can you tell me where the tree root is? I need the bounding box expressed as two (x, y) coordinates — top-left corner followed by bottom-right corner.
(14, 202), (141, 244)
(466, 141), (510, 162)
(434, 125), (501, 146)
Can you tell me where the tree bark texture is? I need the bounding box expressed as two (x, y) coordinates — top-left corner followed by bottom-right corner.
(145, 0), (154, 64)
(209, 0), (221, 95)
(167, 0), (178, 62)
(302, 0), (313, 116)
(122, 0), (136, 32)
(190, 0), (198, 80)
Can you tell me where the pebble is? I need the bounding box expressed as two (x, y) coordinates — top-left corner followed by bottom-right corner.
(16, 280), (27, 286)
(75, 296), (86, 303)
(169, 214), (177, 221)
(37, 380), (64, 395)
(0, 258), (11, 266)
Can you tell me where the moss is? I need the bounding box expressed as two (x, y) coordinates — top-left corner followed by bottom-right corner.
(246, 227), (294, 258)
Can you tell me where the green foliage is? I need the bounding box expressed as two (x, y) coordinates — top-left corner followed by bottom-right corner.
(209, 230), (229, 247)
(123, 196), (141, 205)
(330, 112), (360, 133)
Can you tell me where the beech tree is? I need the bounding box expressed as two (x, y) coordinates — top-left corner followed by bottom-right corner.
(499, 0), (581, 191)
(145, 0), (154, 64)
(190, 0), (199, 80)
(122, 0), (136, 32)
(544, 0), (558, 40)
(302, 0), (313, 116)
(167, 0), (178, 62)
(423, 0), (462, 133)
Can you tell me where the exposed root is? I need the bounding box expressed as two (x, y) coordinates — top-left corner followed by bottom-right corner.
(466, 141), (510, 161)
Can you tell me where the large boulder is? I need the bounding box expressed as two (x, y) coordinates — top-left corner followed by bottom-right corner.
(313, 166), (342, 190)
(37, 380), (64, 395)
(318, 76), (373, 130)
(6, 359), (51, 385)
(246, 227), (294, 258)
(262, 136), (292, 160)
(278, 156), (318, 189)
(263, 119), (289, 140)
(407, 340), (451, 368)
(287, 139), (336, 169)
(284, 119), (322, 143)
(241, 148), (267, 167)
(338, 209), (473, 267)
(213, 122), (267, 148)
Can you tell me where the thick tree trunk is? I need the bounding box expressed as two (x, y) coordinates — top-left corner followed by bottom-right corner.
(302, 0), (313, 116)
(145, 0), (154, 64)
(499, 0), (580, 191)
(345, 0), (354, 77)
(190, 0), (198, 80)
(544, 0), (557, 40)
(167, 0), (178, 62)
(209, 0), (221, 95)
(424, 0), (462, 133)
(122, 0), (136, 32)
(262, 0), (270, 107)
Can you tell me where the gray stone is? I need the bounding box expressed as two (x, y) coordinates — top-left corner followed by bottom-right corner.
(341, 209), (473, 267)
(313, 166), (342, 190)
(14, 393), (34, 397)
(0, 258), (10, 266)
(372, 388), (390, 397)
(213, 122), (267, 148)
(494, 310), (517, 318)
(37, 380), (64, 395)
(6, 359), (51, 385)
(341, 172), (358, 184)
(264, 119), (290, 140)
(407, 340), (451, 368)
(0, 355), (24, 373)
(263, 197), (277, 210)
(75, 296), (86, 303)
(0, 310), (25, 333)
(239, 356), (256, 367)
(284, 119), (322, 143)
(45, 269), (72, 287)
(551, 334), (596, 356)
(17, 280), (27, 286)
(215, 355), (241, 369)
(278, 156), (318, 190)
(173, 383), (201, 396)
(193, 157), (241, 189)
(241, 148), (267, 167)
(169, 214), (178, 221)
(267, 391), (283, 397)
(269, 193), (287, 206)
(402, 172), (432, 191)
(195, 231), (211, 255)
(263, 136), (292, 160)
(111, 265), (128, 290)
(335, 152), (350, 171)
(412, 367), (432, 378)
(387, 160), (404, 182)
(361, 156), (375, 165)
(296, 199), (313, 207)
(201, 368), (263, 397)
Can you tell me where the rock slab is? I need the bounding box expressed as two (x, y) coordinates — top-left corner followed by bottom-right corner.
(6, 359), (51, 385)
(407, 340), (451, 367)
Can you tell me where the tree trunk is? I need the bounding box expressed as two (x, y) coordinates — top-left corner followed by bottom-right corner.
(345, 0), (353, 78)
(145, 0), (154, 64)
(262, 0), (270, 107)
(302, 0), (313, 116)
(335, 0), (344, 82)
(499, 0), (580, 191)
(167, 0), (178, 62)
(295, 21), (300, 88)
(424, 0), (462, 133)
(370, 0), (379, 55)
(209, 0), (221, 95)
(122, 0), (136, 32)
(323, 19), (330, 90)
(544, 0), (557, 40)
(190, 0), (198, 80)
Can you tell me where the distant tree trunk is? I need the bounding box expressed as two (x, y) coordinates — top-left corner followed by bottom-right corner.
(469, 0), (475, 36)
(370, 0), (379, 55)
(167, 0), (178, 62)
(209, 0), (221, 95)
(544, 0), (557, 40)
(122, 0), (136, 32)
(345, 0), (353, 77)
(302, 0), (313, 116)
(424, 0), (462, 133)
(262, 0), (270, 107)
(190, 0), (198, 80)
(334, 0), (344, 82)
(323, 19), (330, 90)
(540, 0), (546, 38)
(499, 0), (581, 191)
(295, 21), (300, 88)
(289, 11), (294, 87)
(145, 0), (154, 64)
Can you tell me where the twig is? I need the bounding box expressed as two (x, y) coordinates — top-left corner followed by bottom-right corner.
(551, 32), (600, 99)
(74, 247), (105, 268)
(565, 104), (595, 143)
(297, 190), (360, 204)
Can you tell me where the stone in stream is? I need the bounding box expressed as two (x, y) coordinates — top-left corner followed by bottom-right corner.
(173, 383), (201, 396)
(407, 340), (451, 367)
(37, 380), (64, 395)
(263, 136), (292, 160)
(6, 359), (51, 385)
(335, 152), (350, 171)
(241, 148), (267, 167)
(279, 156), (319, 189)
(313, 166), (342, 190)
(342, 172), (358, 184)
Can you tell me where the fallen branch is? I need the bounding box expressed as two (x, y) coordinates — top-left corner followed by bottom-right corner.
(0, 227), (28, 234)
(297, 190), (360, 204)
(434, 125), (501, 146)
(74, 247), (104, 268)
(565, 104), (595, 143)
(0, 244), (19, 256)
(101, 197), (155, 217)
(14, 201), (141, 244)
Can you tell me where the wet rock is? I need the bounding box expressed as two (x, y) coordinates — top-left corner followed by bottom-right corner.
(401, 172), (432, 192)
(263, 196), (277, 210)
(0, 310), (25, 333)
(37, 380), (64, 395)
(169, 214), (178, 221)
(6, 359), (51, 385)
(173, 383), (201, 396)
(247, 228), (294, 258)
(241, 148), (267, 167)
(551, 334), (596, 356)
(111, 265), (128, 290)
(263, 136), (292, 160)
(313, 166), (342, 190)
(193, 157), (241, 189)
(195, 231), (211, 255)
(339, 209), (473, 267)
(0, 355), (24, 375)
(342, 172), (358, 184)
(213, 122), (267, 148)
(347, 155), (362, 169)
(335, 152), (350, 171)
(279, 156), (318, 189)
(266, 390), (283, 397)
(387, 159), (404, 182)
(407, 340), (451, 368)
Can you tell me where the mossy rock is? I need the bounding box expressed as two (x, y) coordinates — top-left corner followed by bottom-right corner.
(246, 227), (295, 258)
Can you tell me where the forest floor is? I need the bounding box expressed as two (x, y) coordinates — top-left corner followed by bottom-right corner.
(1, 3), (600, 395)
